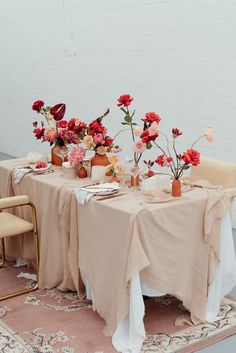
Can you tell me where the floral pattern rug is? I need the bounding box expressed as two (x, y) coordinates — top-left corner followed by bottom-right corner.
(0, 285), (236, 353)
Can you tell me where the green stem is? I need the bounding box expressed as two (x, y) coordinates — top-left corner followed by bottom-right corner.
(112, 128), (130, 141)
(190, 134), (205, 149)
(126, 107), (135, 142)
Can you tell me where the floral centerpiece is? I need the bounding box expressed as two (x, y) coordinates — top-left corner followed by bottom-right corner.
(82, 108), (120, 166)
(154, 127), (214, 196)
(32, 100), (83, 166)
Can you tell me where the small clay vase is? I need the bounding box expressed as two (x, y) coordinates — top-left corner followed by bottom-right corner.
(172, 178), (181, 197)
(78, 166), (88, 178)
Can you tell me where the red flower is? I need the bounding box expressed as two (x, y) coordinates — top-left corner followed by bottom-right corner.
(155, 154), (165, 167)
(142, 112), (161, 124)
(147, 170), (155, 177)
(33, 128), (45, 140)
(74, 121), (87, 134)
(103, 136), (113, 147)
(172, 128), (182, 138)
(32, 100), (44, 113)
(117, 94), (133, 107)
(57, 120), (68, 128)
(155, 155), (173, 167)
(89, 120), (107, 136)
(50, 103), (66, 121)
(182, 149), (200, 166)
(141, 130), (158, 144)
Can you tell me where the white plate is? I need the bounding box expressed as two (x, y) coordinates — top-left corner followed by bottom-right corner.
(30, 163), (51, 173)
(80, 184), (120, 196)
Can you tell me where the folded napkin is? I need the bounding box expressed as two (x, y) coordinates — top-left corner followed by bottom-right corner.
(12, 168), (32, 184)
(26, 151), (49, 163)
(74, 183), (120, 205)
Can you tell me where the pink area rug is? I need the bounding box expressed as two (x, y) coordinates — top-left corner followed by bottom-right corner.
(0, 265), (236, 353)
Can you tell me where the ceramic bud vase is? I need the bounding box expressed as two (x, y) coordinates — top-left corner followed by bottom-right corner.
(78, 166), (88, 178)
(172, 178), (181, 197)
(90, 153), (110, 167)
(130, 164), (140, 188)
(110, 175), (120, 183)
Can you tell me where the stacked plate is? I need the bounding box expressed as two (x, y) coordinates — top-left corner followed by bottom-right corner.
(80, 182), (120, 196)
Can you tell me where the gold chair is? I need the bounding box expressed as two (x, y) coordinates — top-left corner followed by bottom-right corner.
(0, 195), (39, 301)
(190, 156), (236, 196)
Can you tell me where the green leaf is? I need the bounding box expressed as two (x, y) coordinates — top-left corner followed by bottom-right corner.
(121, 122), (129, 125)
(182, 165), (190, 170)
(131, 122), (137, 126)
(120, 107), (127, 114)
(124, 115), (132, 123)
(146, 142), (152, 150)
(131, 110), (136, 118)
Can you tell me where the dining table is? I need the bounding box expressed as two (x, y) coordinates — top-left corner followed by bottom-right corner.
(0, 157), (236, 353)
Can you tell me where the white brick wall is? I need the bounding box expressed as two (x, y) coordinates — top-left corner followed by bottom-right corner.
(0, 0), (235, 162)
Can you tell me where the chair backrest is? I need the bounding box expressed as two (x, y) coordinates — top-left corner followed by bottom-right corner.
(190, 157), (236, 188)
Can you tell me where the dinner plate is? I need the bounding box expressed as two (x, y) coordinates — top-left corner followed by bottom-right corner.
(80, 183), (120, 196)
(30, 163), (51, 173)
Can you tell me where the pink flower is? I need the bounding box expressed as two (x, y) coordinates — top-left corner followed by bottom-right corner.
(133, 140), (146, 153)
(205, 128), (214, 143)
(68, 147), (86, 167)
(96, 146), (107, 155)
(134, 126), (142, 137)
(148, 121), (159, 136)
(93, 133), (104, 144)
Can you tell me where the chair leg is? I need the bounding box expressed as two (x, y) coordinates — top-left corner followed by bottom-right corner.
(0, 232), (40, 301)
(0, 238), (5, 268)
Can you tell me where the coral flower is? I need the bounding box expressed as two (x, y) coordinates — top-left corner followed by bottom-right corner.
(205, 128), (214, 143)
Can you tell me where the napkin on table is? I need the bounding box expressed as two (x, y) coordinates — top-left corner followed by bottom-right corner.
(74, 183), (120, 205)
(12, 168), (32, 184)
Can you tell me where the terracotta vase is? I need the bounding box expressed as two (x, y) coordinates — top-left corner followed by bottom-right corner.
(90, 153), (110, 167)
(51, 146), (63, 166)
(172, 178), (181, 197)
(78, 166), (88, 178)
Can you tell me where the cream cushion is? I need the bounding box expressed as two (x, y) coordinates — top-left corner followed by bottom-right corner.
(0, 213), (33, 238)
(190, 156), (236, 229)
(190, 157), (236, 188)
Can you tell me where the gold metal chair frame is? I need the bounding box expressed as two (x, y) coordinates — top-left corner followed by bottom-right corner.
(0, 198), (39, 301)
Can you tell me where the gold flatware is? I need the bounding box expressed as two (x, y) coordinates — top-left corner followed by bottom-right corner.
(96, 192), (127, 201)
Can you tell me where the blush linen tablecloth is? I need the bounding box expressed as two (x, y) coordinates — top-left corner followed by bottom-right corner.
(77, 185), (236, 352)
(0, 158), (85, 295)
(1, 158), (236, 353)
